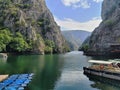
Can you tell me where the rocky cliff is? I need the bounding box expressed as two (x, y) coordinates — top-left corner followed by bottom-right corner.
(0, 0), (68, 54)
(88, 0), (120, 55)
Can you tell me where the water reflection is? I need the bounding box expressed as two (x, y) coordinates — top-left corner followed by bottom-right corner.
(0, 57), (7, 63)
(6, 55), (40, 74)
(84, 74), (120, 90)
(0, 57), (8, 74)
(1, 55), (64, 90)
(0, 52), (120, 90)
(54, 51), (96, 90)
(28, 55), (64, 90)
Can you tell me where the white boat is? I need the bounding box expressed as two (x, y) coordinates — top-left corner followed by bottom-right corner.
(83, 60), (120, 81)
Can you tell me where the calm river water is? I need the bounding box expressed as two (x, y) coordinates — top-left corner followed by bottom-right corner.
(0, 51), (120, 90)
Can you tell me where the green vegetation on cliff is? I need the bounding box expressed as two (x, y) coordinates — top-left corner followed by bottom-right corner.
(0, 28), (30, 52)
(0, 28), (63, 54)
(9, 32), (30, 52)
(0, 28), (12, 51)
(44, 39), (55, 54)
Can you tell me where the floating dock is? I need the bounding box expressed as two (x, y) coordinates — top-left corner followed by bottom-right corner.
(0, 73), (34, 90)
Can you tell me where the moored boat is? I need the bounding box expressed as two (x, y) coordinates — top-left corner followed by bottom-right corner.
(83, 60), (120, 81)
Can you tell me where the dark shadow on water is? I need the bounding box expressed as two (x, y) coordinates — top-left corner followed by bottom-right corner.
(84, 73), (120, 90)
(27, 55), (64, 90)
(30, 56), (62, 90)
(6, 55), (41, 75)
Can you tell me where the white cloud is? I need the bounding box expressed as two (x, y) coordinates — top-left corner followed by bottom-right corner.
(93, 0), (103, 3)
(55, 17), (102, 32)
(61, 0), (90, 9)
(61, 0), (103, 9)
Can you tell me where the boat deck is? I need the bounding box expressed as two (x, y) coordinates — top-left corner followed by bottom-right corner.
(0, 73), (34, 90)
(89, 65), (120, 73)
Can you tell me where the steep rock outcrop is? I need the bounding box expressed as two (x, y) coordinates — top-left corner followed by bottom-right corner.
(88, 0), (120, 55)
(0, 0), (68, 54)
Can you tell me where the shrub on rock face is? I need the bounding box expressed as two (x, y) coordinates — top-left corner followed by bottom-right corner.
(81, 44), (89, 51)
(44, 39), (55, 54)
(104, 19), (114, 27)
(9, 32), (30, 52)
(0, 29), (12, 52)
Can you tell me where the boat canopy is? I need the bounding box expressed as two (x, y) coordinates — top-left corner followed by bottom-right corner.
(88, 60), (113, 64)
(109, 60), (120, 63)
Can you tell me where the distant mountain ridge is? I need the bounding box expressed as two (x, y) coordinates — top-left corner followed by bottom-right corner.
(62, 30), (91, 51)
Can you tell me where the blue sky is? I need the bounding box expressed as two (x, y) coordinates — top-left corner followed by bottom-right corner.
(45, 0), (103, 32)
